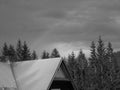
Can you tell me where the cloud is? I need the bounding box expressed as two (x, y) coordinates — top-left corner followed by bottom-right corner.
(1, 0), (120, 56)
(29, 0), (120, 52)
(41, 10), (67, 19)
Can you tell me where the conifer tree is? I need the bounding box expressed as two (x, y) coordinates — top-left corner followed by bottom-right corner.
(41, 50), (49, 59)
(77, 49), (88, 69)
(31, 50), (38, 60)
(107, 42), (119, 82)
(67, 52), (76, 79)
(16, 39), (23, 61)
(96, 36), (105, 89)
(8, 45), (17, 62)
(1, 43), (9, 62)
(74, 63), (82, 90)
(0, 40), (38, 62)
(76, 50), (88, 90)
(97, 36), (106, 60)
(51, 48), (60, 58)
(96, 36), (108, 89)
(21, 41), (31, 61)
(89, 41), (98, 89)
(101, 42), (114, 90)
(89, 41), (97, 66)
(106, 42), (114, 72)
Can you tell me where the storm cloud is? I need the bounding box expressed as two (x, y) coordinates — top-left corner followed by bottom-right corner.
(0, 0), (120, 56)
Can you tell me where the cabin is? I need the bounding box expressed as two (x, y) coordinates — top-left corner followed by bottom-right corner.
(0, 62), (16, 90)
(49, 59), (76, 90)
(0, 58), (77, 90)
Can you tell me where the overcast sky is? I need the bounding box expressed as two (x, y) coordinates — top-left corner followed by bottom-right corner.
(0, 0), (120, 57)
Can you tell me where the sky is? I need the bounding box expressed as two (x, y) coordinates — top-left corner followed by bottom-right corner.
(0, 0), (120, 57)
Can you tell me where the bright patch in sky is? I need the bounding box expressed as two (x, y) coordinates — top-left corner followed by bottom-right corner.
(31, 41), (90, 57)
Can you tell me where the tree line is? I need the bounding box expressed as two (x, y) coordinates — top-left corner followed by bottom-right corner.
(41, 48), (60, 59)
(0, 40), (38, 62)
(66, 36), (120, 90)
(40, 36), (120, 90)
(0, 39), (61, 62)
(0, 37), (120, 90)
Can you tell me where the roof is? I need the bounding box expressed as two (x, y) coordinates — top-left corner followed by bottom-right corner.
(0, 62), (16, 88)
(13, 58), (62, 90)
(0, 58), (77, 90)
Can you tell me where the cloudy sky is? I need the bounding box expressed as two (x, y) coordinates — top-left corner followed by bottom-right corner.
(0, 0), (120, 57)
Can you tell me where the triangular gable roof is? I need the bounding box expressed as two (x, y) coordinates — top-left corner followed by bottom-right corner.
(0, 58), (77, 90)
(0, 62), (16, 88)
(48, 59), (77, 90)
(13, 58), (63, 90)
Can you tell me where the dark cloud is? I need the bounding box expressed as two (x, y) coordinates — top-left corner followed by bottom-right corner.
(1, 0), (120, 55)
(96, 0), (120, 11)
(42, 10), (67, 19)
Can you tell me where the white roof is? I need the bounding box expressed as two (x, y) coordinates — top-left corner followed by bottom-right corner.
(13, 58), (62, 90)
(0, 62), (16, 88)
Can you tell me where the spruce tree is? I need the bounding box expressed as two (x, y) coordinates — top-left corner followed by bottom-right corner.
(41, 50), (49, 59)
(51, 48), (60, 58)
(0, 40), (38, 62)
(76, 50), (88, 90)
(77, 49), (88, 69)
(96, 36), (107, 89)
(8, 45), (17, 62)
(89, 41), (98, 89)
(89, 41), (97, 67)
(106, 42), (114, 73)
(67, 52), (76, 79)
(21, 41), (31, 61)
(31, 50), (38, 60)
(96, 36), (104, 89)
(97, 36), (106, 61)
(74, 63), (82, 90)
(1, 43), (9, 62)
(102, 42), (114, 90)
(107, 42), (119, 82)
(16, 39), (23, 61)
(97, 36), (106, 71)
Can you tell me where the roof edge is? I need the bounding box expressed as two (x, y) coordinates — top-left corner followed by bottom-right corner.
(47, 58), (62, 90)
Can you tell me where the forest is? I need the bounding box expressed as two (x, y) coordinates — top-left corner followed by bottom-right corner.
(0, 37), (120, 90)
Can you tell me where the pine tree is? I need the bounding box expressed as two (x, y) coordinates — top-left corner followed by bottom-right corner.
(21, 41), (31, 61)
(101, 42), (114, 90)
(96, 36), (107, 90)
(106, 42), (113, 61)
(97, 36), (106, 60)
(107, 42), (119, 83)
(89, 41), (97, 76)
(31, 50), (38, 60)
(41, 50), (49, 59)
(1, 43), (9, 62)
(51, 48), (60, 58)
(8, 45), (17, 62)
(67, 52), (76, 79)
(106, 42), (114, 73)
(89, 41), (98, 89)
(0, 40), (38, 62)
(74, 63), (82, 90)
(76, 50), (88, 90)
(77, 49), (88, 69)
(16, 39), (23, 61)
(89, 41), (97, 66)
